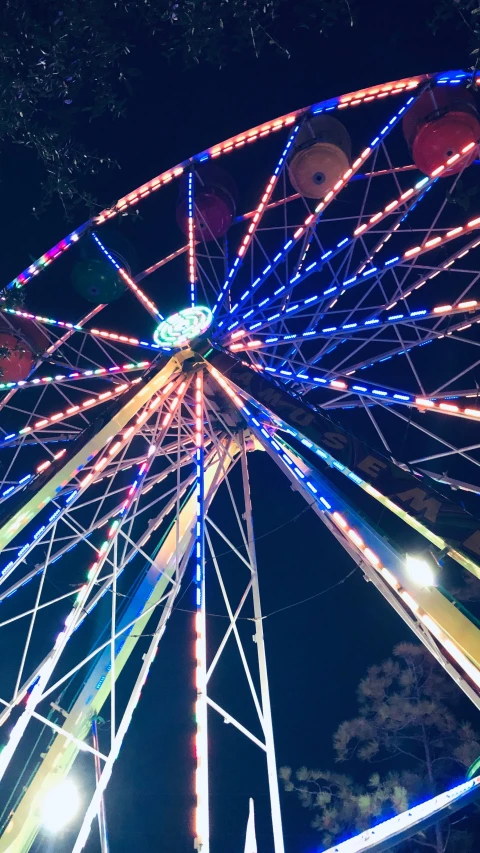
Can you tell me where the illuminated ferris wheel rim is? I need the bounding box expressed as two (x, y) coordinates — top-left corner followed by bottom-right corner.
(5, 66), (480, 431)
(5, 68), (464, 296)
(2, 65), (480, 457)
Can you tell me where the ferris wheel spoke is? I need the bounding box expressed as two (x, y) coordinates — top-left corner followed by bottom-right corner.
(410, 440), (480, 465)
(381, 233), (480, 315)
(349, 183), (434, 284)
(196, 250), (225, 304)
(69, 437), (239, 853)
(1, 305), (160, 357)
(332, 216), (478, 330)
(134, 193), (303, 289)
(429, 352), (480, 397)
(0, 305), (81, 349)
(3, 446), (202, 713)
(306, 149), (422, 281)
(360, 396), (395, 454)
(0, 359), (150, 399)
(217, 93), (431, 333)
(373, 401), (480, 471)
(213, 124), (300, 317)
(0, 586), (85, 633)
(222, 346), (480, 429)
(0, 381), (133, 449)
(12, 522), (56, 700)
(225, 291), (476, 353)
(211, 362), (480, 585)
(0, 449), (68, 512)
(0, 360), (181, 556)
(226, 301), (480, 354)
(136, 243), (189, 281)
(392, 325), (426, 395)
(365, 145), (475, 276)
(215, 229), (472, 350)
(318, 313), (480, 379)
(0, 412), (81, 495)
(92, 232), (163, 322)
(0, 379), (193, 773)
(185, 173), (234, 305)
(305, 285), (480, 374)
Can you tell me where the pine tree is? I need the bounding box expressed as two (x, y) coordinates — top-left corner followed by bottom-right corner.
(280, 643), (480, 851)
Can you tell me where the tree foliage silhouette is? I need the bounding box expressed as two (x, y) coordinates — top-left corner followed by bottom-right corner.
(280, 643), (480, 851)
(0, 0), (351, 210)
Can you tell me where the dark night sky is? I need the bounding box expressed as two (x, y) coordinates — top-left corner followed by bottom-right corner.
(1, 2), (478, 851)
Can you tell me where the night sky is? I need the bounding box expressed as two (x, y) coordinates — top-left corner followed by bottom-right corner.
(0, 2), (478, 851)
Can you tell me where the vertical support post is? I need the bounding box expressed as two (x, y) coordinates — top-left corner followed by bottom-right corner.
(240, 436), (285, 853)
(194, 369), (209, 852)
(91, 718), (110, 853)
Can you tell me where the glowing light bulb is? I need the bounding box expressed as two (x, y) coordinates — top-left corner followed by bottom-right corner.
(40, 778), (80, 833)
(406, 555), (436, 588)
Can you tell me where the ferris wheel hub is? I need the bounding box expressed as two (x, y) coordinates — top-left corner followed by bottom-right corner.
(153, 306), (213, 349)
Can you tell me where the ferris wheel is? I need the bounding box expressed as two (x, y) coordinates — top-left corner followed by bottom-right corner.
(2, 68), (480, 853)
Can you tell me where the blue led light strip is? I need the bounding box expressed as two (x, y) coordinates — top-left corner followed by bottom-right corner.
(319, 776), (480, 853)
(235, 359), (415, 403)
(218, 151), (480, 340)
(229, 299), (480, 350)
(273, 178), (438, 373)
(212, 124), (300, 317)
(214, 93), (421, 329)
(226, 355), (480, 421)
(220, 218), (480, 341)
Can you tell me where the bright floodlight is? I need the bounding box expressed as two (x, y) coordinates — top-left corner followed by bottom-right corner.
(40, 778), (80, 833)
(406, 554), (436, 588)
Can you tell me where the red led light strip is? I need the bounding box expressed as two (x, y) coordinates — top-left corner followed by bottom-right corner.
(13, 382), (134, 440)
